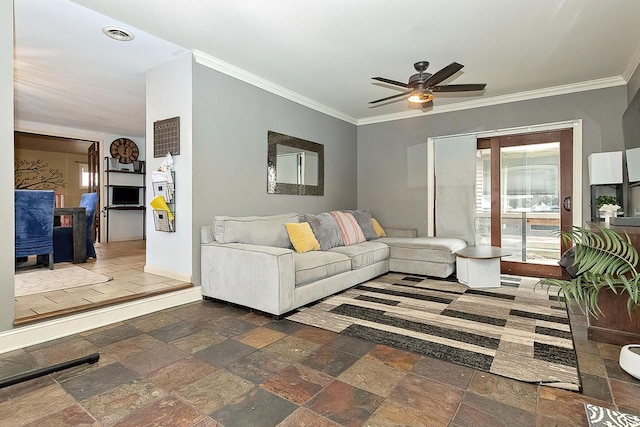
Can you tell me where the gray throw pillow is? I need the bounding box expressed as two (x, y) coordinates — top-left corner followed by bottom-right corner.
(304, 213), (343, 250)
(344, 210), (377, 241)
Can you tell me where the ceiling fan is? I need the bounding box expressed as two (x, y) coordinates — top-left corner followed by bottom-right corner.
(369, 61), (486, 107)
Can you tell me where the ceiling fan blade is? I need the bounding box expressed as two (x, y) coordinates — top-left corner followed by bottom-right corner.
(369, 90), (413, 104)
(372, 77), (409, 88)
(433, 83), (487, 92)
(424, 62), (464, 87)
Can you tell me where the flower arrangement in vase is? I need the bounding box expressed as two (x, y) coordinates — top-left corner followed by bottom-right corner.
(600, 203), (621, 225)
(596, 195), (620, 224)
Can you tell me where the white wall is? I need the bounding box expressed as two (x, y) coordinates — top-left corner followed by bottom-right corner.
(145, 52), (193, 282)
(0, 1), (14, 331)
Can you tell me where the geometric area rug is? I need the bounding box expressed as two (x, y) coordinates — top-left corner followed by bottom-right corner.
(287, 272), (581, 391)
(15, 266), (112, 297)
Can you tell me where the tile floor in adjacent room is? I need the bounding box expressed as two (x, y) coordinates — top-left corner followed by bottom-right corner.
(14, 240), (192, 324)
(2, 288), (640, 426)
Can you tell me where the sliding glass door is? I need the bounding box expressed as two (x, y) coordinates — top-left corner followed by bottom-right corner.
(476, 130), (573, 278)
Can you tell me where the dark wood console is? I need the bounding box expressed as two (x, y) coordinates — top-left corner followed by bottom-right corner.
(585, 222), (640, 345)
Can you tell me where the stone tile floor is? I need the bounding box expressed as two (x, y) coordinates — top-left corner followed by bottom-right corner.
(1, 296), (639, 426)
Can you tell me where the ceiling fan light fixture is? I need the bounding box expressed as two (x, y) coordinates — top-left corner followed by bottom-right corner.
(369, 60), (485, 108)
(102, 26), (135, 42)
(408, 90), (434, 104)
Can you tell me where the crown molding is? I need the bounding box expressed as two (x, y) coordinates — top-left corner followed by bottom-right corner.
(192, 50), (357, 125)
(193, 48), (627, 128)
(357, 76), (627, 126)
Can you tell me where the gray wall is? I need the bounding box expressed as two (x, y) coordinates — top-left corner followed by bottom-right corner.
(623, 82), (640, 151)
(628, 63), (640, 104)
(191, 63), (358, 285)
(0, 0), (13, 331)
(358, 86), (628, 236)
(623, 67), (640, 215)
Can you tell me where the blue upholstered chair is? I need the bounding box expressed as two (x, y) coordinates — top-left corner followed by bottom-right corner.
(53, 192), (99, 263)
(15, 190), (55, 269)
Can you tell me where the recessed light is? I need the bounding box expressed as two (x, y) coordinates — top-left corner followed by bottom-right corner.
(102, 26), (135, 42)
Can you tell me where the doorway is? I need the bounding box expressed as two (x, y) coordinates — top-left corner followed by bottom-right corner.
(14, 132), (99, 209)
(14, 131), (99, 270)
(476, 129), (573, 278)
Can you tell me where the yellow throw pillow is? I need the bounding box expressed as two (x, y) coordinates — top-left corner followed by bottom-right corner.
(371, 218), (386, 238)
(285, 222), (321, 253)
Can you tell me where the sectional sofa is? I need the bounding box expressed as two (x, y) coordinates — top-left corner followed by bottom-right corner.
(200, 211), (466, 316)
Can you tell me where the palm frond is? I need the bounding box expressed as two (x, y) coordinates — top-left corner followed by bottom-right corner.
(537, 225), (640, 318)
(565, 226), (637, 277)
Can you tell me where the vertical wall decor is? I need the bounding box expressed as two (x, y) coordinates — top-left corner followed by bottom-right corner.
(150, 152), (175, 232)
(153, 116), (180, 158)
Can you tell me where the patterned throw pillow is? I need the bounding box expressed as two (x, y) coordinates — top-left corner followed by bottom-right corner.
(344, 210), (377, 240)
(329, 211), (366, 246)
(285, 222), (320, 253)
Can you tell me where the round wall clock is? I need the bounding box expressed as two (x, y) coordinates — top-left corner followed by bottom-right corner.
(110, 138), (139, 164)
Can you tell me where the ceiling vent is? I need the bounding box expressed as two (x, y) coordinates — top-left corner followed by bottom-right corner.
(102, 26), (135, 42)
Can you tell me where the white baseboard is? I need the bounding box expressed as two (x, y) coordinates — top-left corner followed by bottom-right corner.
(0, 287), (202, 354)
(144, 265), (192, 283)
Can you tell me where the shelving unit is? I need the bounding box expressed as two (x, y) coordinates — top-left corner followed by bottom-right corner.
(103, 157), (146, 242)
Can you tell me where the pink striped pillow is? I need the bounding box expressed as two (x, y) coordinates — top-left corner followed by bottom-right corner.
(329, 211), (366, 246)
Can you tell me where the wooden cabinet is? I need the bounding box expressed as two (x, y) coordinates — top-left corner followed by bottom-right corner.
(585, 222), (640, 345)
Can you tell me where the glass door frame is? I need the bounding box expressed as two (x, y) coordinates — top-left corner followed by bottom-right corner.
(478, 129), (574, 278)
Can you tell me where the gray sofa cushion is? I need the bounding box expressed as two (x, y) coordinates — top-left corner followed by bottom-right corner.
(344, 210), (377, 241)
(304, 212), (343, 250)
(328, 241), (389, 269)
(293, 251), (351, 286)
(379, 237), (466, 264)
(214, 213), (298, 248)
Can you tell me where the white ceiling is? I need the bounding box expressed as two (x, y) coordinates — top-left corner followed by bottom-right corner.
(13, 0), (187, 137)
(14, 0), (640, 138)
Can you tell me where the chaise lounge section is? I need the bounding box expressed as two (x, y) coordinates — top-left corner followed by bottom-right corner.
(200, 211), (466, 315)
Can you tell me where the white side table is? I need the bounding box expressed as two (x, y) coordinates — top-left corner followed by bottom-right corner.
(455, 246), (512, 288)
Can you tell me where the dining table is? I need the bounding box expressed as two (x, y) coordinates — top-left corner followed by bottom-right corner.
(54, 207), (87, 264)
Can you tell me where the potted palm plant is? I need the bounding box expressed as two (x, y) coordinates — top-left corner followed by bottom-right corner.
(538, 225), (640, 345)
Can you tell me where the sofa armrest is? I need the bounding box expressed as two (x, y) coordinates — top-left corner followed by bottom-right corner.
(200, 242), (296, 315)
(201, 225), (215, 244)
(384, 228), (418, 238)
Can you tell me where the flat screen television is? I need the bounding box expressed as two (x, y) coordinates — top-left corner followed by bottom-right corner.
(112, 186), (140, 205)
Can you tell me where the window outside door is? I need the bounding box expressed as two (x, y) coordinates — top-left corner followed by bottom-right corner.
(476, 130), (573, 278)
